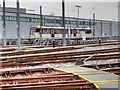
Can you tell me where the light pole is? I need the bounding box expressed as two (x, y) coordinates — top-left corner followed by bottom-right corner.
(92, 7), (96, 37)
(117, 2), (120, 37)
(118, 22), (120, 37)
(16, 0), (21, 52)
(62, 0), (66, 47)
(75, 5), (81, 27)
(27, 9), (35, 27)
(40, 6), (43, 46)
(100, 20), (102, 36)
(109, 21), (112, 36)
(93, 13), (95, 37)
(3, 0), (6, 46)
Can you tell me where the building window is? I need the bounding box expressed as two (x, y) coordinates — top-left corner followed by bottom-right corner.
(67, 20), (76, 25)
(84, 21), (88, 25)
(45, 19), (51, 23)
(5, 16), (16, 21)
(5, 16), (9, 21)
(55, 19), (61, 24)
(79, 21), (83, 25)
(51, 19), (54, 23)
(21, 17), (30, 22)
(31, 18), (40, 22)
(66, 20), (71, 24)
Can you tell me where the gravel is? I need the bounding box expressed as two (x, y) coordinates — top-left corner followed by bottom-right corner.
(0, 62), (74, 72)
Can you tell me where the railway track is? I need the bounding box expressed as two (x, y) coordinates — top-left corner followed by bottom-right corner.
(1, 46), (83, 57)
(0, 68), (98, 90)
(1, 41), (119, 90)
(1, 47), (119, 68)
(1, 53), (119, 68)
(1, 54), (117, 65)
(1, 46), (119, 60)
(0, 40), (119, 53)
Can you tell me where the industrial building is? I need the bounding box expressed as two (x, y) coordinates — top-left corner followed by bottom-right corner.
(0, 5), (119, 39)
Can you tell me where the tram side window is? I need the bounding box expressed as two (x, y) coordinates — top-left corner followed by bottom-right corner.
(36, 29), (40, 32)
(85, 30), (91, 34)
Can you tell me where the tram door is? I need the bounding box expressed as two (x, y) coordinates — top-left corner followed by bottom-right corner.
(73, 29), (77, 37)
(68, 27), (71, 37)
(50, 28), (55, 37)
(80, 30), (86, 37)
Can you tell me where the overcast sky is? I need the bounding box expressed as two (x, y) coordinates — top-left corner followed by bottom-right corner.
(0, 0), (119, 21)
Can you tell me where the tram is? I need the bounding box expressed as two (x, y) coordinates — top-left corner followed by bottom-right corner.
(29, 26), (92, 39)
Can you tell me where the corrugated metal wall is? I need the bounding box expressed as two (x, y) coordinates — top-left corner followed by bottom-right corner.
(0, 12), (119, 39)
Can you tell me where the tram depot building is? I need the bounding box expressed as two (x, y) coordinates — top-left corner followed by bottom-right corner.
(0, 5), (119, 40)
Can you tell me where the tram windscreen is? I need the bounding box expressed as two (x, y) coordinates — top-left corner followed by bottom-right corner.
(30, 28), (40, 35)
(36, 29), (40, 32)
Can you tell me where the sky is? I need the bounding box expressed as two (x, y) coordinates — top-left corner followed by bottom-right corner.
(0, 0), (119, 21)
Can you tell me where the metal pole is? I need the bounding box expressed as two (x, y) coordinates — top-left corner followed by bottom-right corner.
(62, 0), (66, 47)
(118, 2), (120, 37)
(77, 7), (79, 27)
(16, 0), (21, 52)
(27, 9), (34, 27)
(90, 20), (91, 28)
(3, 0), (6, 46)
(93, 13), (95, 37)
(118, 22), (120, 37)
(40, 6), (43, 45)
(109, 21), (112, 36)
(100, 20), (102, 36)
(75, 5), (81, 27)
(83, 19), (84, 28)
(78, 7), (79, 21)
